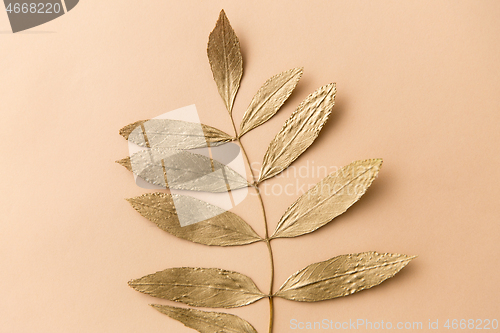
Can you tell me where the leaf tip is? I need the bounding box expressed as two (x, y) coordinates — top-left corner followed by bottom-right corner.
(294, 67), (304, 80)
(127, 278), (138, 288)
(116, 156), (132, 172)
(215, 9), (230, 28)
(372, 158), (383, 168)
(125, 197), (137, 207)
(371, 158), (383, 175)
(324, 82), (337, 97)
(361, 158), (383, 174)
(119, 120), (147, 140)
(118, 127), (129, 140)
(293, 66), (304, 75)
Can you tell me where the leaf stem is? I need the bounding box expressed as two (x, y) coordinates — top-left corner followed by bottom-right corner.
(230, 115), (275, 333)
(265, 238), (275, 333)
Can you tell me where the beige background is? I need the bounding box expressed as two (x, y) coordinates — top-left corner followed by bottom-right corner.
(1, 1), (499, 332)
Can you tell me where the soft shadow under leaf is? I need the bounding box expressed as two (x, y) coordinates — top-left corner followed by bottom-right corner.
(151, 304), (258, 333)
(272, 159), (382, 239)
(129, 267), (266, 308)
(207, 9), (243, 114)
(259, 83), (336, 182)
(275, 252), (415, 302)
(239, 67), (303, 136)
(127, 192), (262, 246)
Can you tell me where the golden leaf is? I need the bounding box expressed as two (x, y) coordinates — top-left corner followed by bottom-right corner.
(127, 192), (262, 246)
(151, 304), (258, 333)
(124, 119), (234, 149)
(207, 10), (243, 114)
(201, 124), (236, 145)
(116, 156), (132, 172)
(275, 252), (415, 302)
(119, 120), (147, 140)
(258, 83), (336, 182)
(124, 148), (248, 192)
(272, 159), (383, 239)
(129, 267), (266, 308)
(239, 68), (303, 136)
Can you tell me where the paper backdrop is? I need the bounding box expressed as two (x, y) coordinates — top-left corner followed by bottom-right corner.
(1, 1), (499, 332)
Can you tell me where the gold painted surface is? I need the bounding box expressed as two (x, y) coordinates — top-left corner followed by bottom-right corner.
(272, 159), (383, 239)
(201, 124), (236, 145)
(275, 252), (415, 302)
(119, 120), (147, 140)
(129, 267), (266, 308)
(127, 192), (262, 246)
(207, 10), (243, 114)
(124, 119), (234, 149)
(124, 148), (248, 192)
(239, 68), (303, 136)
(116, 156), (132, 172)
(151, 304), (258, 333)
(258, 83), (336, 182)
